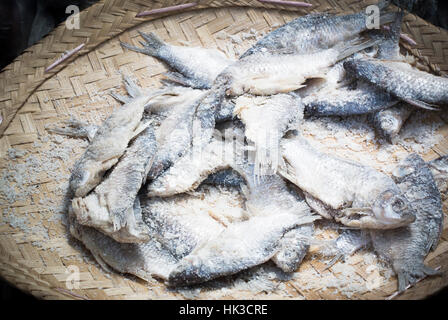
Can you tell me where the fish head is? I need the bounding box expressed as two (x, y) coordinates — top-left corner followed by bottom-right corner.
(370, 189), (415, 229)
(69, 168), (92, 197)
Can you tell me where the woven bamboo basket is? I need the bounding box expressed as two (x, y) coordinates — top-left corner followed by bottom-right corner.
(0, 0), (447, 300)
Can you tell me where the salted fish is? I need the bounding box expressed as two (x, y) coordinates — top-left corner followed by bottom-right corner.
(234, 94), (303, 176)
(279, 133), (415, 229)
(222, 39), (378, 97)
(168, 150), (319, 285)
(146, 131), (235, 197)
(71, 126), (157, 243)
(371, 154), (444, 292)
(121, 32), (234, 90)
(202, 169), (245, 188)
(241, 1), (395, 58)
(344, 58), (448, 110)
(69, 92), (150, 197)
(140, 195), (226, 261)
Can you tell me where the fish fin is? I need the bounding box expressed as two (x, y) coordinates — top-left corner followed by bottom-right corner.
(324, 254), (343, 271)
(162, 71), (208, 89)
(131, 121), (151, 140)
(336, 39), (381, 62)
(110, 92), (132, 104)
(138, 31), (166, 56)
(402, 98), (440, 111)
(396, 264), (442, 293)
(123, 76), (143, 98)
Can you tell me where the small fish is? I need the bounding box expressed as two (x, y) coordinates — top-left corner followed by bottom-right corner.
(371, 154), (444, 292)
(303, 12), (404, 118)
(168, 212), (317, 286)
(369, 102), (414, 143)
(303, 82), (397, 117)
(343, 58), (448, 110)
(428, 155), (448, 196)
(121, 32), (234, 89)
(279, 133), (415, 229)
(240, 1), (395, 58)
(223, 39), (378, 97)
(146, 131), (234, 197)
(69, 205), (179, 281)
(71, 126), (157, 243)
(234, 94), (303, 176)
(69, 77), (151, 198)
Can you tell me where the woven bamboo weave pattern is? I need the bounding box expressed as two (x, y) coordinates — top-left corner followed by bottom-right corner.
(0, 0), (447, 300)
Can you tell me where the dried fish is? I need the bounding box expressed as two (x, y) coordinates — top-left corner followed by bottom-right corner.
(69, 207), (178, 281)
(371, 154), (444, 292)
(69, 78), (151, 198)
(344, 58), (448, 110)
(241, 1), (394, 58)
(71, 126), (157, 243)
(121, 32), (233, 89)
(223, 39), (378, 97)
(279, 133), (415, 229)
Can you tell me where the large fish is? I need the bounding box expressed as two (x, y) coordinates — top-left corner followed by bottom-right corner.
(234, 94), (303, 176)
(240, 1), (395, 58)
(71, 126), (157, 243)
(279, 133), (415, 229)
(121, 32), (234, 90)
(69, 78), (151, 198)
(370, 154), (444, 292)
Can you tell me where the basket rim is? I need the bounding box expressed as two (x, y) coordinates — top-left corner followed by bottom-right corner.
(0, 0), (447, 300)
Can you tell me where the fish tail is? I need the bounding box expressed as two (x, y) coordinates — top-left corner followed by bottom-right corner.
(120, 31), (165, 58)
(138, 31), (166, 56)
(335, 38), (381, 62)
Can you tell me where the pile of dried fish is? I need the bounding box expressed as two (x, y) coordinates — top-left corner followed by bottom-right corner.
(56, 1), (447, 295)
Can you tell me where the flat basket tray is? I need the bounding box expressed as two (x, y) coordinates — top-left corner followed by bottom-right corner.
(0, 0), (448, 300)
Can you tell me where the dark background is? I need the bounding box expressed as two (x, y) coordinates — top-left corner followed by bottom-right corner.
(0, 0), (447, 300)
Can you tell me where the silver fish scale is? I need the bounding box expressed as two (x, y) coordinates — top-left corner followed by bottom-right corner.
(240, 13), (368, 57)
(304, 85), (396, 117)
(344, 59), (448, 105)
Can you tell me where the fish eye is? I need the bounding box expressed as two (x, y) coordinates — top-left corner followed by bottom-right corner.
(391, 198), (406, 211)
